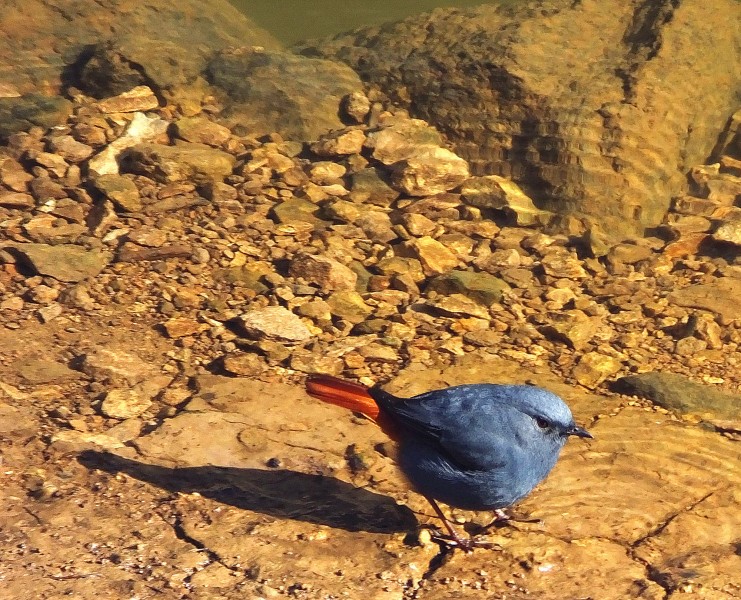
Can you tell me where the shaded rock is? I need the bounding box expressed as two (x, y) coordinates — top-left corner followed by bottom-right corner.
(427, 269), (510, 305)
(304, 1), (741, 238)
(121, 142), (235, 185)
(91, 174), (142, 212)
(364, 118), (444, 165)
(8, 243), (111, 282)
(390, 145), (469, 197)
(462, 175), (552, 226)
(668, 278), (741, 323)
(17, 358), (80, 385)
(349, 167), (400, 206)
(271, 198), (324, 227)
(237, 306), (313, 343)
(617, 372), (740, 419)
(341, 91), (371, 124)
(88, 112), (170, 176)
(207, 48), (363, 142)
(0, 94), (72, 142)
(288, 253), (357, 293)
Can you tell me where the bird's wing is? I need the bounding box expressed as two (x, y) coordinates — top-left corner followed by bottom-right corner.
(371, 386), (511, 472)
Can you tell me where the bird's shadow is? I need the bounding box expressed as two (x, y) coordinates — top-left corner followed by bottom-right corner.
(78, 451), (416, 534)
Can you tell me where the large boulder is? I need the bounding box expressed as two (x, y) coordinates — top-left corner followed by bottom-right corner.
(299, 0), (741, 238)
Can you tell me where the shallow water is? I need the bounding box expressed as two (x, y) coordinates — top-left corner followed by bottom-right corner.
(228, 0), (511, 44)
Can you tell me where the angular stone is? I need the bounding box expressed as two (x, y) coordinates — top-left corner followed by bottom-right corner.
(162, 317), (205, 339)
(364, 118), (444, 165)
(310, 129), (366, 157)
(237, 306), (313, 343)
(173, 116), (231, 147)
(390, 146), (470, 197)
(427, 269), (510, 305)
(712, 220), (741, 246)
(100, 388), (153, 420)
(462, 175), (552, 226)
(0, 94), (73, 142)
(326, 290), (372, 324)
(96, 85), (160, 113)
(668, 278), (741, 323)
(47, 135), (94, 163)
(80, 347), (160, 385)
(0, 191), (34, 208)
(288, 253), (357, 293)
(92, 174), (142, 212)
(402, 236), (459, 276)
(427, 294), (490, 319)
(540, 249), (588, 279)
(540, 311), (604, 350)
(9, 243), (111, 282)
(573, 352), (623, 389)
(122, 142), (236, 185)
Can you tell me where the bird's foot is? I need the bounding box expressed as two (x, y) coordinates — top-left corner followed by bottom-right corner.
(483, 508), (542, 530)
(429, 529), (500, 552)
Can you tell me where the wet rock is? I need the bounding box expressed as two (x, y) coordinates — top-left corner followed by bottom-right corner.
(0, 94), (73, 142)
(389, 146), (469, 197)
(237, 306), (313, 343)
(427, 269), (510, 305)
(122, 142), (235, 185)
(173, 116), (232, 147)
(207, 48), (363, 142)
(91, 174), (142, 212)
(305, 1), (741, 239)
(617, 371), (740, 419)
(462, 175), (552, 226)
(289, 253), (357, 293)
(8, 243), (111, 282)
(573, 352), (622, 388)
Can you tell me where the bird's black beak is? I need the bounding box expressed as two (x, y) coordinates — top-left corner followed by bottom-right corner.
(566, 424), (592, 439)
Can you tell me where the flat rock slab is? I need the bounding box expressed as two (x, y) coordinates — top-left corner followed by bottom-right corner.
(7, 243), (111, 282)
(668, 277), (741, 323)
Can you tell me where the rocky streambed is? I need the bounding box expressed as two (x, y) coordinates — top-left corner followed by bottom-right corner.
(1, 1), (741, 599)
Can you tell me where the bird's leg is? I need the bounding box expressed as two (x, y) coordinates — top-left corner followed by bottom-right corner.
(423, 496), (495, 552)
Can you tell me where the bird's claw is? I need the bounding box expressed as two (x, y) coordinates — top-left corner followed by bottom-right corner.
(429, 530), (499, 552)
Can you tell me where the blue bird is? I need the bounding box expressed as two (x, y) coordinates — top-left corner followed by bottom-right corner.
(306, 374), (591, 550)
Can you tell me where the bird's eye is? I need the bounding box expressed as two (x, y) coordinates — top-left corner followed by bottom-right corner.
(535, 417), (550, 429)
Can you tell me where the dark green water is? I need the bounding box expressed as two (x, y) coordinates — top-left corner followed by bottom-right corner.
(228, 0), (506, 45)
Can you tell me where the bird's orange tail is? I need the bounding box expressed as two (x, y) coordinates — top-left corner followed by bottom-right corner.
(305, 374), (380, 420)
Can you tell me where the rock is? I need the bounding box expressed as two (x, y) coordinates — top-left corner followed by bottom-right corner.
(17, 358), (80, 384)
(0, 94), (72, 142)
(88, 112), (171, 176)
(308, 161), (347, 185)
(37, 302), (63, 323)
(402, 236), (459, 276)
(100, 388), (153, 420)
(288, 253), (357, 293)
(121, 142), (236, 185)
(92, 174), (142, 212)
(540, 249), (589, 279)
(237, 306), (313, 343)
(462, 176), (552, 226)
(617, 372), (740, 419)
(389, 146), (470, 196)
(364, 118), (444, 165)
(80, 347), (160, 385)
(427, 269), (510, 305)
(326, 290), (372, 324)
(96, 86), (159, 113)
(173, 116), (232, 147)
(0, 191), (34, 208)
(271, 198), (324, 227)
(162, 317), (205, 339)
(311, 129), (366, 157)
(427, 294), (490, 319)
(540, 310), (604, 350)
(8, 243), (111, 282)
(712, 219), (741, 245)
(207, 48), (363, 142)
(349, 167), (399, 206)
(573, 352), (623, 388)
(221, 353), (267, 377)
(668, 278), (741, 323)
(304, 1), (741, 238)
(47, 135), (94, 163)
(341, 91), (371, 123)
